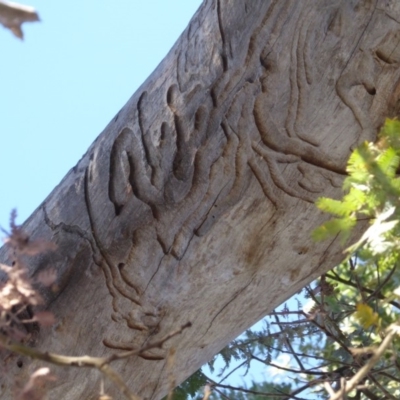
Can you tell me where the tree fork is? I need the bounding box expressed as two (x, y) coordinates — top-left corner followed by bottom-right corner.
(2, 1), (400, 399)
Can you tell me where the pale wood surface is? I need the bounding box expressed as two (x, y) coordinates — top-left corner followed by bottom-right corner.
(2, 1), (400, 399)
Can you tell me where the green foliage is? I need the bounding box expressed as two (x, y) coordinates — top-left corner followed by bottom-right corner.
(310, 119), (400, 397)
(169, 370), (208, 400)
(313, 119), (400, 250)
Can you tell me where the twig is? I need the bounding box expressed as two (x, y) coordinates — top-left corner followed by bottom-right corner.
(272, 313), (305, 371)
(202, 383), (212, 400)
(261, 344), (354, 366)
(100, 364), (141, 400)
(349, 258), (367, 304)
(328, 325), (397, 400)
(340, 377), (347, 400)
(367, 373), (398, 400)
(212, 387), (232, 400)
(213, 382), (300, 398)
(0, 322), (192, 400)
(365, 263), (397, 304)
(376, 368), (400, 383)
(285, 377), (328, 400)
(326, 272), (400, 310)
(218, 360), (247, 384)
(324, 381), (335, 396)
(258, 360), (328, 376)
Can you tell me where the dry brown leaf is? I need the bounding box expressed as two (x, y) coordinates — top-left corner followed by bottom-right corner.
(36, 269), (57, 287)
(31, 311), (55, 326)
(2, 209), (57, 255)
(16, 367), (56, 400)
(0, 1), (39, 39)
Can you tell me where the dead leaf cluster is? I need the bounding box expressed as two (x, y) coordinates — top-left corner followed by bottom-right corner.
(0, 1), (39, 39)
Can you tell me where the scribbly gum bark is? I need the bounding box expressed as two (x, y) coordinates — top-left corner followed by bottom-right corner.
(2, 1), (400, 399)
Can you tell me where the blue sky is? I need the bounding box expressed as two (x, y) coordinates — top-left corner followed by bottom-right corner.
(0, 1), (203, 229)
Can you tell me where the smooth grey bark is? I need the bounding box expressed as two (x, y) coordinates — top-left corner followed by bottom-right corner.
(2, 0), (400, 399)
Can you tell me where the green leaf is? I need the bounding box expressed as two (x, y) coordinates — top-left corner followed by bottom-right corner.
(170, 369), (207, 400)
(315, 197), (351, 217)
(312, 217), (356, 242)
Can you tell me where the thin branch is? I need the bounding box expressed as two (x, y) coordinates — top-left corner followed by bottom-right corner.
(272, 311), (305, 316)
(326, 273), (400, 310)
(272, 313), (305, 371)
(324, 381), (335, 396)
(251, 354), (327, 376)
(285, 377), (328, 400)
(218, 360), (248, 384)
(376, 369), (400, 383)
(349, 258), (367, 304)
(213, 387), (232, 400)
(358, 388), (381, 400)
(0, 334), (140, 400)
(328, 325), (397, 400)
(230, 325), (317, 344)
(365, 262), (397, 304)
(367, 373), (398, 400)
(213, 382), (305, 399)
(261, 344), (355, 366)
(202, 383), (212, 400)
(100, 364), (141, 400)
(0, 322), (192, 400)
(270, 320), (309, 326)
(307, 315), (352, 356)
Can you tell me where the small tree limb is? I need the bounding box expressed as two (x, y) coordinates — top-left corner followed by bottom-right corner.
(328, 325), (398, 400)
(0, 322), (191, 400)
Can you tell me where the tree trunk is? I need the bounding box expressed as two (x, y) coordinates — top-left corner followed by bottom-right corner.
(2, 1), (400, 398)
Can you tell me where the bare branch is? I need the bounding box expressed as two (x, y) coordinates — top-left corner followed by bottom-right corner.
(326, 272), (400, 310)
(367, 373), (398, 400)
(328, 325), (398, 400)
(212, 382), (301, 399)
(0, 322), (192, 400)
